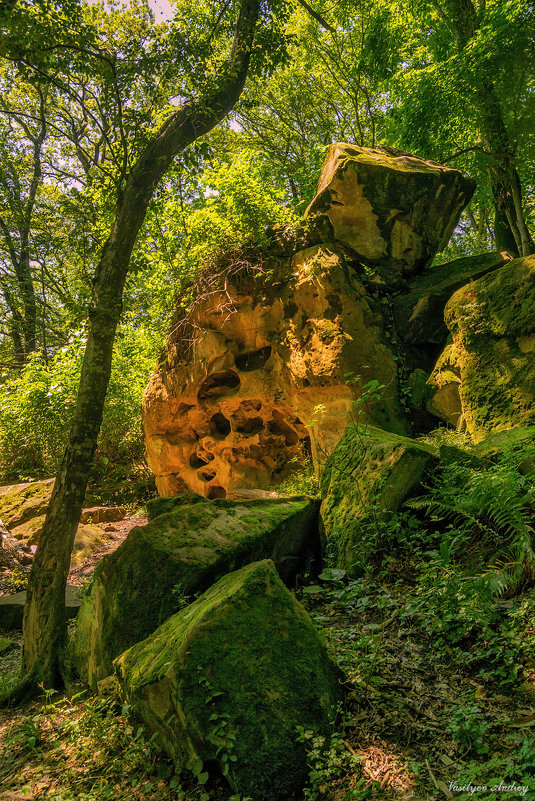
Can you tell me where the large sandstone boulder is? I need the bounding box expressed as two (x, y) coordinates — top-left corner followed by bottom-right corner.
(0, 479), (54, 532)
(143, 145), (476, 498)
(428, 255), (535, 441)
(114, 559), (343, 801)
(74, 496), (320, 688)
(320, 425), (438, 574)
(143, 239), (409, 498)
(306, 144), (475, 273)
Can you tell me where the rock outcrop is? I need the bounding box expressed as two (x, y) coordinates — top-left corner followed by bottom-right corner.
(427, 255), (535, 441)
(320, 425), (438, 574)
(0, 480), (124, 567)
(114, 559), (343, 801)
(143, 145), (475, 498)
(74, 496), (320, 688)
(306, 144), (475, 273)
(143, 240), (409, 498)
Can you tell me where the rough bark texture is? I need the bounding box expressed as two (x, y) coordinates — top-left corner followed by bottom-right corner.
(16, 0), (261, 697)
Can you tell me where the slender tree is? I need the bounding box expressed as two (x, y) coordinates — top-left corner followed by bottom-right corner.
(1, 0), (263, 701)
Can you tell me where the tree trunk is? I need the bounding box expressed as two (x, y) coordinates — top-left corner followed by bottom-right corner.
(13, 0), (260, 700)
(439, 0), (534, 256)
(477, 80), (535, 257)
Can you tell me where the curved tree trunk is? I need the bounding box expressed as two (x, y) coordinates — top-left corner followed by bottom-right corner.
(10, 0), (260, 700)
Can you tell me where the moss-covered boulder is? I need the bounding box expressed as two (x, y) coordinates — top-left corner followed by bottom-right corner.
(306, 143), (475, 273)
(114, 559), (342, 801)
(74, 496), (320, 688)
(320, 425), (438, 573)
(473, 426), (535, 474)
(425, 340), (463, 427)
(393, 251), (512, 346)
(0, 479), (54, 533)
(436, 255), (535, 441)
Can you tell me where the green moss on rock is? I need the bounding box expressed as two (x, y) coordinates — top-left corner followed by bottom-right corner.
(320, 425), (437, 573)
(306, 143), (475, 273)
(441, 255), (535, 441)
(0, 479), (54, 532)
(473, 426), (535, 474)
(114, 559), (343, 801)
(74, 497), (320, 688)
(393, 251), (511, 346)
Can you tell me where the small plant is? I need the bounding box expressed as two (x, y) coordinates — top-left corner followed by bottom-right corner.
(171, 582), (193, 611)
(446, 705), (491, 755)
(296, 725), (373, 800)
(4, 566), (29, 593)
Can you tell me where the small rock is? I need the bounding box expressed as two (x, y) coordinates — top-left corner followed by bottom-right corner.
(97, 674), (121, 698)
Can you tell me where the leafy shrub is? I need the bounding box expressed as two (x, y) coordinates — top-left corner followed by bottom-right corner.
(0, 319), (158, 482)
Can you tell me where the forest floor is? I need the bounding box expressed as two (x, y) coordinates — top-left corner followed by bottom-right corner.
(1, 553), (534, 801)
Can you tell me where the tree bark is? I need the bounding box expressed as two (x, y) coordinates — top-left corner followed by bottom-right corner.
(13, 0), (260, 700)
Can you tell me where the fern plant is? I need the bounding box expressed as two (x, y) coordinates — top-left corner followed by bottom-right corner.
(406, 444), (535, 595)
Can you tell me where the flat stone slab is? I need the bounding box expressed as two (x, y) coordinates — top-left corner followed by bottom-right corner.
(0, 584), (81, 630)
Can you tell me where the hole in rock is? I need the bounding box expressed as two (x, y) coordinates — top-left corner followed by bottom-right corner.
(208, 486), (226, 499)
(268, 411), (299, 446)
(236, 417), (264, 436)
(198, 370), (240, 401)
(210, 412), (231, 439)
(235, 345), (272, 372)
(189, 453), (208, 468)
(200, 469), (217, 482)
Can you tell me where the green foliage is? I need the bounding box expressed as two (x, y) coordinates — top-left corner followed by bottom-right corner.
(446, 705), (491, 755)
(296, 725), (372, 801)
(273, 453), (319, 496)
(3, 566), (29, 593)
(407, 432), (535, 595)
(0, 319), (158, 481)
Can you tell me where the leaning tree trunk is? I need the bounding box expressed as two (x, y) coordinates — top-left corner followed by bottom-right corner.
(12, 0), (260, 700)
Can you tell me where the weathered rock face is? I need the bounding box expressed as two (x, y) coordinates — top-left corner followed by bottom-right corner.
(320, 425), (437, 574)
(143, 144), (477, 497)
(74, 496), (320, 688)
(306, 144), (475, 273)
(425, 340), (463, 427)
(428, 255), (535, 441)
(143, 240), (409, 498)
(114, 560), (343, 801)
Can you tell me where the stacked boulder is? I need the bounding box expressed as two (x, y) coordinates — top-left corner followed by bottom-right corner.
(142, 144), (477, 499)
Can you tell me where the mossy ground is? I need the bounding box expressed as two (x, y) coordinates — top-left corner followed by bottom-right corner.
(3, 565), (535, 801)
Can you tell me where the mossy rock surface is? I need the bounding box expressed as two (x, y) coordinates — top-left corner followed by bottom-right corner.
(114, 559), (343, 801)
(146, 491), (206, 521)
(442, 255), (535, 441)
(473, 426), (535, 473)
(0, 479), (54, 531)
(74, 496), (320, 688)
(320, 425), (437, 573)
(425, 339), (463, 426)
(306, 143), (475, 273)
